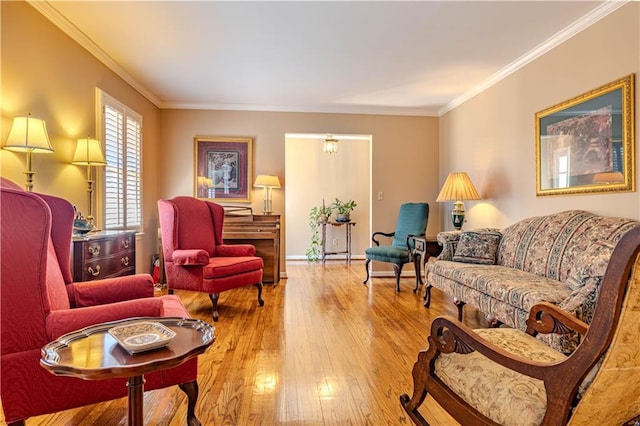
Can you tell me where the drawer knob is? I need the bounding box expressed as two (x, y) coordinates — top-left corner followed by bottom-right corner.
(87, 265), (101, 277)
(121, 256), (130, 266)
(122, 240), (130, 249)
(88, 245), (101, 256)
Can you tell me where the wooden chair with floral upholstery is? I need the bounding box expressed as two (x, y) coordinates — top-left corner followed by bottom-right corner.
(400, 225), (640, 425)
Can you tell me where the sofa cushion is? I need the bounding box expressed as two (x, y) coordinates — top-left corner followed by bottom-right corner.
(566, 240), (615, 290)
(429, 261), (572, 313)
(453, 230), (502, 265)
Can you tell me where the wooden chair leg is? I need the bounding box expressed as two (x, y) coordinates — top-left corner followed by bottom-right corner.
(178, 380), (200, 426)
(255, 282), (265, 306)
(454, 299), (465, 321)
(423, 284), (433, 308)
(363, 258), (372, 284)
(393, 263), (404, 292)
(413, 253), (423, 293)
(209, 293), (219, 322)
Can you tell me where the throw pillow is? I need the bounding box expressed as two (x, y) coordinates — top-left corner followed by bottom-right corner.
(452, 230), (502, 265)
(565, 240), (615, 291)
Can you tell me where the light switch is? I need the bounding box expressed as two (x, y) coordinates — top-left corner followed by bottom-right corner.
(377, 191), (383, 200)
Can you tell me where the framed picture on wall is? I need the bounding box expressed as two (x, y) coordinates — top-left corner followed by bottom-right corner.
(535, 74), (635, 196)
(194, 136), (253, 202)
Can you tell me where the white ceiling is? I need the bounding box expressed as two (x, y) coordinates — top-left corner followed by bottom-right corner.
(34, 1), (624, 116)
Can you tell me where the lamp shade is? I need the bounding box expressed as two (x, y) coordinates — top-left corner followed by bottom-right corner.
(254, 175), (281, 188)
(3, 116), (54, 153)
(436, 172), (480, 202)
(72, 138), (106, 166)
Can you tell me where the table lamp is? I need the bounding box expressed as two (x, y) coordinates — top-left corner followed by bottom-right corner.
(3, 114), (54, 191)
(72, 138), (106, 224)
(436, 172), (480, 230)
(254, 174), (281, 214)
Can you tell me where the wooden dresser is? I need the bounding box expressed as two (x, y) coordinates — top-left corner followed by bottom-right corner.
(72, 231), (136, 282)
(223, 214), (281, 283)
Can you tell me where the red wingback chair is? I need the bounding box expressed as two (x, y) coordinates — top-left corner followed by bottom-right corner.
(158, 196), (264, 321)
(0, 179), (202, 425)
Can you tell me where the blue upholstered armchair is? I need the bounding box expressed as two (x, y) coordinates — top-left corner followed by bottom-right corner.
(363, 203), (429, 292)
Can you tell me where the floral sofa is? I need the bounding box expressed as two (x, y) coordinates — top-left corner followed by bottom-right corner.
(425, 210), (639, 351)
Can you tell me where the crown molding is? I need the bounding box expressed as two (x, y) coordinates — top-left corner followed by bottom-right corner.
(28, 0), (627, 117)
(438, 0), (629, 116)
(27, 0), (162, 107)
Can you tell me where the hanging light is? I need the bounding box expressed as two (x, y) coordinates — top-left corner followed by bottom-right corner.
(323, 135), (339, 154)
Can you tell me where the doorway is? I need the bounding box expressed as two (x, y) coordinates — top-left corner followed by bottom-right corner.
(284, 133), (372, 262)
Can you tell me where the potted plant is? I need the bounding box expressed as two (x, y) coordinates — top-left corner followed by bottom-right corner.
(306, 202), (333, 262)
(331, 198), (357, 223)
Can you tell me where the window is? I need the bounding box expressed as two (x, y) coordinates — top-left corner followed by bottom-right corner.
(97, 89), (143, 231)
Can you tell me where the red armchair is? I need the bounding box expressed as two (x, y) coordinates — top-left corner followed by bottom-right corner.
(158, 196), (264, 321)
(0, 178), (201, 425)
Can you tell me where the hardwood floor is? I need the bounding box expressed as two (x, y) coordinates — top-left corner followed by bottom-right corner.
(16, 261), (487, 425)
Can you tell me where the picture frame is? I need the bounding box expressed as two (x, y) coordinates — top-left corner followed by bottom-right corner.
(535, 74), (635, 196)
(194, 136), (253, 202)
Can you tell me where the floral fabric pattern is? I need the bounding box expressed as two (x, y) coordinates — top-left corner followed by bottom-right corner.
(452, 230), (502, 265)
(427, 210), (639, 352)
(436, 230), (461, 261)
(566, 240), (615, 290)
(434, 328), (566, 426)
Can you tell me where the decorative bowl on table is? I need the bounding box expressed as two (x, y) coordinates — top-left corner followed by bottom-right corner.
(73, 219), (94, 235)
(108, 321), (176, 354)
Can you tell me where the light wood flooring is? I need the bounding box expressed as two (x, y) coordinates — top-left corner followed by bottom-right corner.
(17, 261), (488, 425)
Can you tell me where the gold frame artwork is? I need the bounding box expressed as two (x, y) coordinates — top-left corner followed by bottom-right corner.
(194, 136), (253, 202)
(535, 74), (635, 196)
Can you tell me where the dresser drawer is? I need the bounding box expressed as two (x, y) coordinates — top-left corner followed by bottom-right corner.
(73, 231), (136, 282)
(80, 233), (134, 261)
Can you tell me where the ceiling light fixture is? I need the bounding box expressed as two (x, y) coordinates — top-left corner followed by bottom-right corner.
(323, 135), (339, 154)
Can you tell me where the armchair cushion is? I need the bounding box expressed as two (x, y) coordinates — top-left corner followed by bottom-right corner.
(204, 256), (264, 279)
(452, 230), (502, 265)
(66, 274), (154, 307)
(435, 328), (566, 426)
(364, 245), (410, 263)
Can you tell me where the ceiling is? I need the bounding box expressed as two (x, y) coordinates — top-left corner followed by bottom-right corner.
(33, 1), (623, 116)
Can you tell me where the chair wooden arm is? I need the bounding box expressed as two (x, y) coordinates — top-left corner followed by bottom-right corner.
(525, 302), (589, 336)
(371, 231), (394, 246)
(429, 316), (561, 381)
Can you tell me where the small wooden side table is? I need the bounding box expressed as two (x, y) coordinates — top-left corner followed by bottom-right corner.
(40, 317), (214, 426)
(411, 236), (442, 292)
(321, 221), (356, 264)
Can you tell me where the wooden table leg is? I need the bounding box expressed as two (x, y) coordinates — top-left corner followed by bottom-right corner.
(127, 375), (145, 426)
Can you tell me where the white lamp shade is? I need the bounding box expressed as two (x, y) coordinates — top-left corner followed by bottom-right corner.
(72, 138), (106, 166)
(254, 175), (281, 188)
(436, 172), (480, 202)
(3, 116), (54, 153)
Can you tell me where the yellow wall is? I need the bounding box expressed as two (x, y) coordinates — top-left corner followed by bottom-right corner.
(1, 1), (162, 273)
(439, 2), (640, 230)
